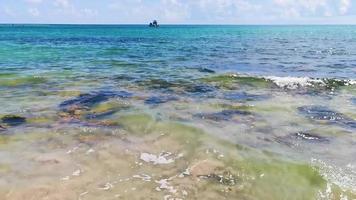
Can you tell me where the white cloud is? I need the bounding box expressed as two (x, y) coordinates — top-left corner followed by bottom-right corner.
(108, 0), (189, 23)
(339, 0), (351, 14)
(25, 0), (43, 4)
(54, 0), (70, 8)
(161, 0), (189, 22)
(272, 0), (334, 20)
(274, 0), (327, 13)
(81, 8), (98, 17)
(3, 7), (16, 17)
(28, 8), (40, 16)
(1, 0), (355, 24)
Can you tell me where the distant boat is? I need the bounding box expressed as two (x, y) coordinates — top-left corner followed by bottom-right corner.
(149, 20), (159, 28)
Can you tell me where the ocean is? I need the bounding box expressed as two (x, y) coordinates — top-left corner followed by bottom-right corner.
(0, 25), (355, 199)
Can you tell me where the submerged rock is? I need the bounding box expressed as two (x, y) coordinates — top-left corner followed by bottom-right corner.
(85, 101), (131, 120)
(352, 97), (356, 105)
(138, 79), (176, 90)
(85, 110), (118, 120)
(195, 110), (252, 122)
(344, 121), (356, 129)
(277, 131), (329, 146)
(224, 92), (269, 102)
(59, 90), (132, 112)
(276, 131), (330, 147)
(138, 78), (215, 96)
(298, 106), (356, 129)
(198, 68), (215, 74)
(298, 106), (346, 121)
(1, 115), (26, 126)
(183, 84), (215, 94)
(294, 132), (329, 142)
(144, 96), (178, 106)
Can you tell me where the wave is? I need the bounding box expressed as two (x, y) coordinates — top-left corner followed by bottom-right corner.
(265, 76), (356, 89)
(224, 73), (356, 90)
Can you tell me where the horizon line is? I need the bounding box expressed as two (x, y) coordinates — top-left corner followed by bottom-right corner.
(1, 23), (356, 26)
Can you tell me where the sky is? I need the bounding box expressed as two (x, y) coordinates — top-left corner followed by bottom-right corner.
(0, 0), (355, 24)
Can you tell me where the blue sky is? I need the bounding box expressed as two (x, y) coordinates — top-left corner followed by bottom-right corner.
(0, 0), (355, 24)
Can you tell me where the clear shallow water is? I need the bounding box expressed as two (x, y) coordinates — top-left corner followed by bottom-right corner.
(0, 25), (356, 199)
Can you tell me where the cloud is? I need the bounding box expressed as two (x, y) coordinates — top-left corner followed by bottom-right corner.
(25, 0), (43, 4)
(3, 7), (16, 17)
(160, 0), (189, 22)
(28, 8), (40, 16)
(273, 0), (353, 18)
(273, 0), (328, 13)
(108, 0), (188, 23)
(54, 0), (70, 8)
(339, 0), (351, 14)
(1, 0), (355, 24)
(81, 8), (98, 17)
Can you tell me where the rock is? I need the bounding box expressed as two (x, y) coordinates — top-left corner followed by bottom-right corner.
(1, 115), (26, 126)
(144, 96), (178, 106)
(195, 110), (252, 122)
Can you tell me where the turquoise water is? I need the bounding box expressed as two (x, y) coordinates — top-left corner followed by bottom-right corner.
(0, 25), (356, 199)
(1, 25), (356, 78)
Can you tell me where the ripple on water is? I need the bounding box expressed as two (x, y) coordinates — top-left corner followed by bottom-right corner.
(194, 110), (252, 122)
(144, 96), (179, 106)
(224, 91), (270, 102)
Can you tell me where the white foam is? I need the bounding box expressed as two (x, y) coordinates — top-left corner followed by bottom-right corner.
(348, 80), (356, 85)
(265, 76), (322, 89)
